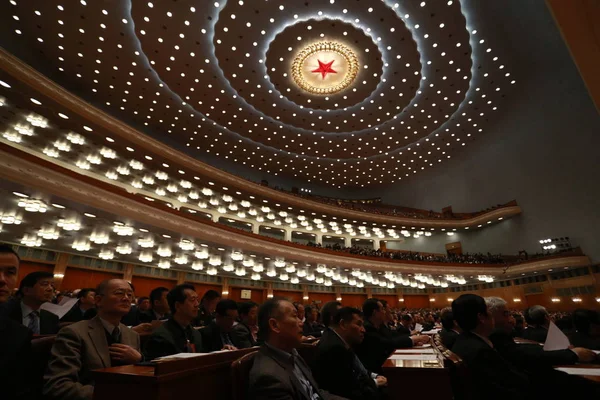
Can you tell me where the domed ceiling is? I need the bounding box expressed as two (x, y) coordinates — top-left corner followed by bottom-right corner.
(1, 0), (515, 188)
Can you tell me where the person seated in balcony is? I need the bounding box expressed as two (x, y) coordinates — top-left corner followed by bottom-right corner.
(303, 305), (325, 338)
(522, 306), (550, 343)
(200, 299), (238, 351)
(192, 289), (221, 327)
(62, 288), (96, 323)
(439, 307), (461, 350)
(144, 284), (204, 360)
(231, 301), (259, 348)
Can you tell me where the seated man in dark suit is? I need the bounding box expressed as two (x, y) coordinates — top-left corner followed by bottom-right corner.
(320, 301), (342, 328)
(512, 313), (525, 338)
(144, 284), (204, 359)
(200, 299), (238, 351)
(62, 288), (96, 323)
(439, 307), (461, 350)
(396, 314), (413, 335)
(355, 298), (429, 373)
(137, 296), (150, 313)
(1, 270), (60, 334)
(248, 298), (345, 400)
(232, 301), (259, 348)
(314, 307), (386, 400)
(486, 297), (600, 397)
(44, 279), (142, 400)
(451, 294), (531, 400)
(303, 305), (325, 337)
(569, 309), (600, 350)
(0, 245), (33, 400)
(522, 305), (550, 343)
(140, 286), (171, 322)
(192, 289), (221, 327)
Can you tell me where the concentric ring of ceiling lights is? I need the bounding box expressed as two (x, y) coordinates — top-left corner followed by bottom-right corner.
(2, 0), (515, 187)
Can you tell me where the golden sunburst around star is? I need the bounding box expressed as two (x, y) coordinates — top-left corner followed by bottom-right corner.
(291, 41), (359, 95)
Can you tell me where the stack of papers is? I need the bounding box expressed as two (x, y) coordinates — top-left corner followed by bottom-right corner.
(395, 348), (435, 354)
(555, 367), (600, 376)
(40, 297), (78, 319)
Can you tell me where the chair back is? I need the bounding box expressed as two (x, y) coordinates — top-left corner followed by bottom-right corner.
(433, 334), (475, 400)
(230, 350), (258, 400)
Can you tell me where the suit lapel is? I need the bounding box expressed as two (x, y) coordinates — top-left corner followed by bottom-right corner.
(88, 316), (111, 368)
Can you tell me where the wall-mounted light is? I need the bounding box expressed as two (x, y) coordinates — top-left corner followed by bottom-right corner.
(513, 298), (521, 302)
(551, 298), (561, 303)
(447, 298), (454, 302)
(572, 297), (582, 303)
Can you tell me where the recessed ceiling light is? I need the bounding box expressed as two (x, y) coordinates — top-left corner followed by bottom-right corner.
(84, 213), (96, 218)
(52, 203), (66, 209)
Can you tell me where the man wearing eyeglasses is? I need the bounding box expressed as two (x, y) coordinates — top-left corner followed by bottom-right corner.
(44, 279), (142, 400)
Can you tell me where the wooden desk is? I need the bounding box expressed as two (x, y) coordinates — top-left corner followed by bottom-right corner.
(555, 364), (600, 383)
(92, 348), (256, 400)
(383, 347), (453, 400)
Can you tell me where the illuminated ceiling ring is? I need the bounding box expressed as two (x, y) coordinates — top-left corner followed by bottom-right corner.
(291, 42), (359, 95)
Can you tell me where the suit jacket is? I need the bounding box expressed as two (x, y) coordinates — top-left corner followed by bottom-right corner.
(137, 308), (171, 324)
(355, 320), (412, 374)
(0, 316), (33, 400)
(191, 306), (213, 327)
(61, 302), (87, 323)
(144, 318), (204, 360)
(43, 315), (141, 400)
(396, 324), (411, 335)
(569, 331), (600, 350)
(313, 329), (381, 400)
(439, 328), (459, 350)
(231, 322), (258, 349)
(522, 326), (548, 343)
(2, 298), (60, 334)
(451, 331), (530, 400)
(489, 329), (577, 370)
(200, 320), (235, 352)
(248, 343), (345, 400)
(302, 320), (324, 337)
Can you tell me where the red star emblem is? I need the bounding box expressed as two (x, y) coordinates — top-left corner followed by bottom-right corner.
(312, 59), (337, 80)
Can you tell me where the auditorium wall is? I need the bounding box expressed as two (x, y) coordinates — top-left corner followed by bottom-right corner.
(353, 2), (600, 263)
(16, 261), (54, 287)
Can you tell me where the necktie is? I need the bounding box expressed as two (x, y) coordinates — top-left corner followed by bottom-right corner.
(291, 354), (321, 400)
(221, 333), (233, 346)
(111, 326), (121, 344)
(352, 353), (371, 379)
(28, 310), (40, 334)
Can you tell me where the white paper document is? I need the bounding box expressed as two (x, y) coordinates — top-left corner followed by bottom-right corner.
(543, 321), (570, 351)
(421, 329), (441, 335)
(413, 343), (431, 348)
(389, 354), (438, 361)
(555, 367), (600, 377)
(394, 348), (436, 354)
(40, 297), (78, 319)
(154, 353), (210, 361)
(415, 323), (423, 332)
